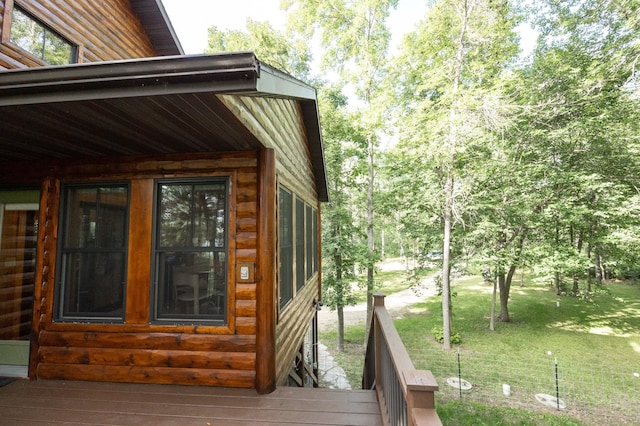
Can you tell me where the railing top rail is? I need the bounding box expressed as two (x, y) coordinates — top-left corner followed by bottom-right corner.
(372, 294), (439, 393)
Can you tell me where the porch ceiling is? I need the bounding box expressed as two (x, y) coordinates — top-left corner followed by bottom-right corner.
(0, 52), (328, 201)
(0, 92), (262, 160)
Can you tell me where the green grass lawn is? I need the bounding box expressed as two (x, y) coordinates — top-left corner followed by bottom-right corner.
(319, 265), (640, 425)
(398, 275), (639, 372)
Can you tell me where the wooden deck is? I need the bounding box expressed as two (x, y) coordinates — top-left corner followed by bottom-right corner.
(0, 379), (382, 425)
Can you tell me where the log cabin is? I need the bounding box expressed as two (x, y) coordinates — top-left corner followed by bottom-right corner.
(0, 0), (327, 394)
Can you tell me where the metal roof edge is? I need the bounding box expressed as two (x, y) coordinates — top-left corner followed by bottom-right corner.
(130, 0), (184, 56)
(154, 0), (185, 55)
(255, 63), (317, 101)
(0, 53), (260, 106)
(253, 60), (328, 202)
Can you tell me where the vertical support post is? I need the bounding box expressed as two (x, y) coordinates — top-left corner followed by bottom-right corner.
(373, 293), (385, 396)
(404, 370), (441, 426)
(256, 148), (276, 394)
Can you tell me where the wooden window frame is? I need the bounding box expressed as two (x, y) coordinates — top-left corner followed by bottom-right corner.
(1, 0), (84, 65)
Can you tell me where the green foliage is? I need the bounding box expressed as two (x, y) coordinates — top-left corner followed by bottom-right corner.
(321, 266), (638, 423)
(397, 275), (640, 373)
(432, 326), (462, 345)
(205, 20), (312, 81)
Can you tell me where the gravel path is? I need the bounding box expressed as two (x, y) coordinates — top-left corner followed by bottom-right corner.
(316, 261), (439, 388)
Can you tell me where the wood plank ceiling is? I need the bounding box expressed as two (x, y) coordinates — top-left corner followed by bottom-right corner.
(0, 92), (262, 161)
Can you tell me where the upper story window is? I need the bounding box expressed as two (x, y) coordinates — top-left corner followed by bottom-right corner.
(279, 187), (294, 310)
(8, 4), (77, 65)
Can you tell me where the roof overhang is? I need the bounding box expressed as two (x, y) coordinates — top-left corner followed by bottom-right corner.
(0, 52), (328, 201)
(131, 0), (184, 56)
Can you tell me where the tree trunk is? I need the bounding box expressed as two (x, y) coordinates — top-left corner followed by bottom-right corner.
(366, 134), (375, 326)
(335, 251), (345, 352)
(490, 275), (497, 331)
(498, 264), (518, 322)
(595, 251), (603, 285)
(441, 171), (454, 350)
(337, 305), (345, 352)
(573, 230), (583, 295)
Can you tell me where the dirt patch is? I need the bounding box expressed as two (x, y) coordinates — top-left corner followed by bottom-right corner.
(318, 267), (438, 332)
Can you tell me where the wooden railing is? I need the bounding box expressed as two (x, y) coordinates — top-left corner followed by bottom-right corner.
(363, 294), (442, 426)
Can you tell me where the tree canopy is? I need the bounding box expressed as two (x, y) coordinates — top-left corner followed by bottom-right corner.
(205, 0), (640, 347)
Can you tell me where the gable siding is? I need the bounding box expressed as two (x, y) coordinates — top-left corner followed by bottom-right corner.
(219, 95), (317, 204)
(0, 0), (156, 70)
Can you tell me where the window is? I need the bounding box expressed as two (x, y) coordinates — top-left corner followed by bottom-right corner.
(8, 4), (77, 65)
(295, 198), (305, 291)
(153, 179), (228, 323)
(55, 184), (129, 321)
(279, 188), (293, 310)
(279, 188), (320, 311)
(305, 204), (313, 280)
(312, 208), (318, 274)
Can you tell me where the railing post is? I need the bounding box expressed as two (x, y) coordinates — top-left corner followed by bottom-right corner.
(403, 369), (441, 426)
(373, 293), (386, 394)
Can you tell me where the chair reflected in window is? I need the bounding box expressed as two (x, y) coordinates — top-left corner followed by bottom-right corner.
(172, 269), (208, 314)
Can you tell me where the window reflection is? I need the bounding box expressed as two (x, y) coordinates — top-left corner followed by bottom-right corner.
(155, 180), (228, 323)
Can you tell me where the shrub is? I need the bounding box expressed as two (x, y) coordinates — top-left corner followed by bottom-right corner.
(432, 326), (461, 344)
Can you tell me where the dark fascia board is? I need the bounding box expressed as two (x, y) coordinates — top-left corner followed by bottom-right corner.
(0, 53), (323, 106)
(0, 53), (260, 106)
(256, 63), (317, 101)
(130, 0), (184, 56)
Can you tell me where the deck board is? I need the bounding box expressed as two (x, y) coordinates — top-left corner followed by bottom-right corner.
(0, 380), (382, 425)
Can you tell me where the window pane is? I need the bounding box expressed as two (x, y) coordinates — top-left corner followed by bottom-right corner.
(159, 184), (191, 247)
(193, 183), (226, 248)
(296, 198), (305, 290)
(312, 209), (318, 273)
(159, 183), (227, 248)
(10, 6), (75, 65)
(56, 184), (128, 321)
(60, 252), (125, 317)
(43, 30), (73, 65)
(63, 187), (128, 249)
(306, 204), (313, 280)
(155, 251), (227, 319)
(279, 188), (293, 309)
(154, 179), (228, 324)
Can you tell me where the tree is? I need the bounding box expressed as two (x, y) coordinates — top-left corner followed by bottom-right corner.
(392, 0), (520, 346)
(510, 0), (640, 299)
(205, 19), (312, 81)
(284, 0), (399, 326)
(318, 85), (369, 350)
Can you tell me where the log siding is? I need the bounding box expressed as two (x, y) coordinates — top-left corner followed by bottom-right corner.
(24, 152), (261, 388)
(0, 0), (156, 70)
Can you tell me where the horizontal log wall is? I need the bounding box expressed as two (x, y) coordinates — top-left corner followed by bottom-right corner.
(0, 0), (156, 70)
(275, 279), (318, 386)
(219, 95), (322, 386)
(219, 96), (317, 204)
(27, 152), (261, 388)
